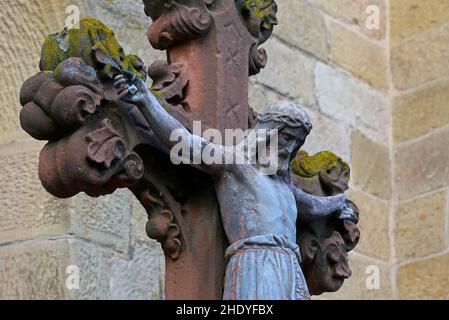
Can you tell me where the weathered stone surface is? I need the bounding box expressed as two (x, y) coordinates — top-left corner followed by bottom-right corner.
(0, 0), (86, 142)
(68, 239), (111, 300)
(69, 190), (133, 255)
(254, 37), (316, 108)
(128, 194), (168, 300)
(395, 128), (449, 200)
(312, 0), (386, 40)
(348, 190), (390, 261)
(318, 252), (392, 300)
(391, 23), (449, 90)
(303, 109), (351, 162)
(327, 21), (388, 91)
(351, 131), (391, 200)
(0, 240), (70, 299)
(248, 80), (284, 114)
(110, 241), (165, 300)
(0, 141), (70, 244)
(395, 191), (446, 262)
(0, 237), (168, 300)
(397, 253), (449, 299)
(390, 0), (449, 44)
(131, 196), (152, 243)
(315, 63), (389, 143)
(393, 78), (449, 143)
(0, 239), (111, 300)
(275, 0), (328, 60)
(0, 139), (133, 254)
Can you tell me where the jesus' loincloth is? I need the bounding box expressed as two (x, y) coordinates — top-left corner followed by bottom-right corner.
(223, 234), (310, 300)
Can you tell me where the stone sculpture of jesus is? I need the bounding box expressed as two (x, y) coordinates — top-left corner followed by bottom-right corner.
(114, 72), (347, 300)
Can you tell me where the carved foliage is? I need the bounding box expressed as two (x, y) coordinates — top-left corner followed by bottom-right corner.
(144, 0), (214, 50)
(21, 16), (185, 262)
(85, 119), (126, 169)
(235, 0), (278, 75)
(140, 189), (182, 260)
(292, 150), (360, 296)
(249, 44), (267, 76)
(20, 58), (103, 141)
(20, 19), (148, 199)
(148, 60), (189, 110)
(21, 16), (189, 267)
(40, 18), (147, 81)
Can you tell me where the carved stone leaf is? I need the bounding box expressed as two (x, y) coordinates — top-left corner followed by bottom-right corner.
(148, 60), (189, 107)
(146, 0), (213, 50)
(51, 85), (102, 129)
(142, 189), (183, 261)
(86, 119), (126, 169)
(249, 44), (268, 76)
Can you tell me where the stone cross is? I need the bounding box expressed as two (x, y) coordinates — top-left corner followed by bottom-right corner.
(19, 0), (359, 299)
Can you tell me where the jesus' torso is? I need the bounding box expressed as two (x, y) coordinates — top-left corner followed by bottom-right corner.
(214, 164), (298, 245)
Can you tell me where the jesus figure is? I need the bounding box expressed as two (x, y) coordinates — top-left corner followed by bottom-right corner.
(114, 72), (348, 300)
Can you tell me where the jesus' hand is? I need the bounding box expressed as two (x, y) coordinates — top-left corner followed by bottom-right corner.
(114, 71), (149, 108)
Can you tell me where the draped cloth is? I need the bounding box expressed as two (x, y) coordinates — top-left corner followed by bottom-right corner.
(223, 234), (311, 300)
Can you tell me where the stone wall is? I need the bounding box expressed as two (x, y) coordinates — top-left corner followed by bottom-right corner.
(251, 0), (393, 300)
(390, 0), (449, 300)
(0, 0), (164, 300)
(0, 0), (448, 299)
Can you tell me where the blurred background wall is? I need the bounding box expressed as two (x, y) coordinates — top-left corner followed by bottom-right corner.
(0, 0), (448, 299)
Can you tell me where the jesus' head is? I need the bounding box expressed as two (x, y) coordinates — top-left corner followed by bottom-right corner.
(255, 101), (313, 176)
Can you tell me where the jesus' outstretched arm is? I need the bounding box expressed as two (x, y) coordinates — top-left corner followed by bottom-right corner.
(294, 186), (347, 220)
(114, 72), (227, 174)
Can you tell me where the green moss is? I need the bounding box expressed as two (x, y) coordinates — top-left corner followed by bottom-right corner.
(39, 17), (145, 80)
(291, 150), (349, 179)
(152, 90), (171, 111)
(238, 0), (276, 29)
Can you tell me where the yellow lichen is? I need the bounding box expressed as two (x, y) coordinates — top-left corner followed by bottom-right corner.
(291, 150), (350, 180)
(39, 17), (145, 80)
(239, 0), (276, 29)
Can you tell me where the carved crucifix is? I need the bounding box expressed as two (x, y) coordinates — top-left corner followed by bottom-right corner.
(19, 0), (359, 299)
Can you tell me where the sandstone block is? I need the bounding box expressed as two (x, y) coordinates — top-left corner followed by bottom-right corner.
(393, 78), (449, 143)
(351, 131), (391, 200)
(397, 253), (449, 299)
(0, 141), (70, 244)
(312, 0), (386, 40)
(348, 190), (390, 261)
(110, 240), (165, 300)
(390, 0), (449, 44)
(395, 191), (447, 262)
(254, 38), (316, 108)
(328, 21), (388, 90)
(315, 63), (389, 143)
(276, 0), (328, 60)
(391, 23), (449, 90)
(395, 128), (449, 200)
